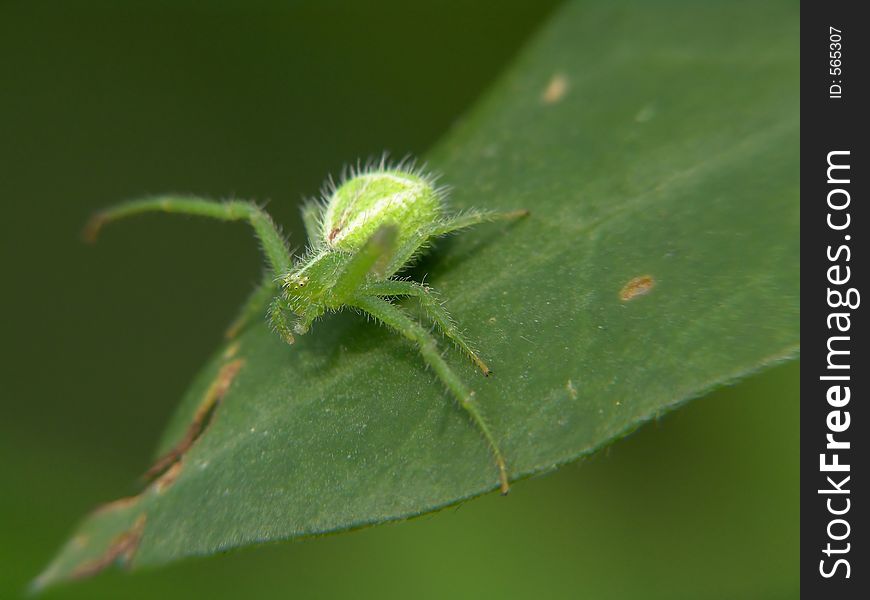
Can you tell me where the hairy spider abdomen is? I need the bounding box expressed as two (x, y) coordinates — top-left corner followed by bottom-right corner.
(322, 169), (442, 252)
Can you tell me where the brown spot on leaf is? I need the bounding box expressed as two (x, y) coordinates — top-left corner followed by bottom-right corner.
(328, 226), (341, 242)
(154, 460), (184, 493)
(566, 379), (578, 399)
(541, 73), (569, 104)
(143, 359), (245, 481)
(619, 275), (656, 301)
(70, 514), (146, 580)
(223, 341), (240, 359)
(92, 495), (140, 517)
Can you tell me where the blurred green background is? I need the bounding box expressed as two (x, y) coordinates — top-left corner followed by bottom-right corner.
(0, 1), (797, 598)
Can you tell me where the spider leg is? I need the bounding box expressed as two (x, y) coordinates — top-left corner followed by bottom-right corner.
(267, 296), (296, 345)
(431, 208), (529, 237)
(330, 225), (397, 301)
(300, 200), (325, 246)
(349, 295), (509, 494)
(383, 209), (528, 277)
(360, 279), (491, 376)
(84, 196), (293, 275)
(225, 272), (279, 339)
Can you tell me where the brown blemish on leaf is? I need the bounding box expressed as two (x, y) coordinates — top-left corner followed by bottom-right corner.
(541, 73), (569, 104)
(70, 514), (146, 581)
(619, 275), (656, 301)
(143, 359), (245, 481)
(154, 460), (184, 494)
(224, 316), (245, 340)
(223, 341), (241, 359)
(92, 495), (140, 517)
(566, 379), (578, 399)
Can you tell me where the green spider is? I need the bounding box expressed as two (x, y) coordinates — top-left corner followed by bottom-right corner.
(85, 160), (527, 494)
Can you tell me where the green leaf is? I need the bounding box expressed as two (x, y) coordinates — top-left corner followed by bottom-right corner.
(36, 0), (798, 589)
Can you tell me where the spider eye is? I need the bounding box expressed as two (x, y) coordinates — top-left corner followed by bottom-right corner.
(282, 272), (310, 290)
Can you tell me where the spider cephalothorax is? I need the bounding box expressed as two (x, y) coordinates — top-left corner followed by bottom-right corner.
(272, 165), (448, 339)
(85, 159), (527, 493)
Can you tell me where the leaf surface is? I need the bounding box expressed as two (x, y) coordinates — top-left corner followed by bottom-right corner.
(37, 0), (798, 588)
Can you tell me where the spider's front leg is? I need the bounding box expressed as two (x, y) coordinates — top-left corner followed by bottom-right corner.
(84, 196), (294, 340)
(360, 279), (491, 376)
(330, 224), (398, 299)
(267, 296), (297, 345)
(300, 200), (325, 247)
(349, 294), (510, 494)
(84, 196), (292, 274)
